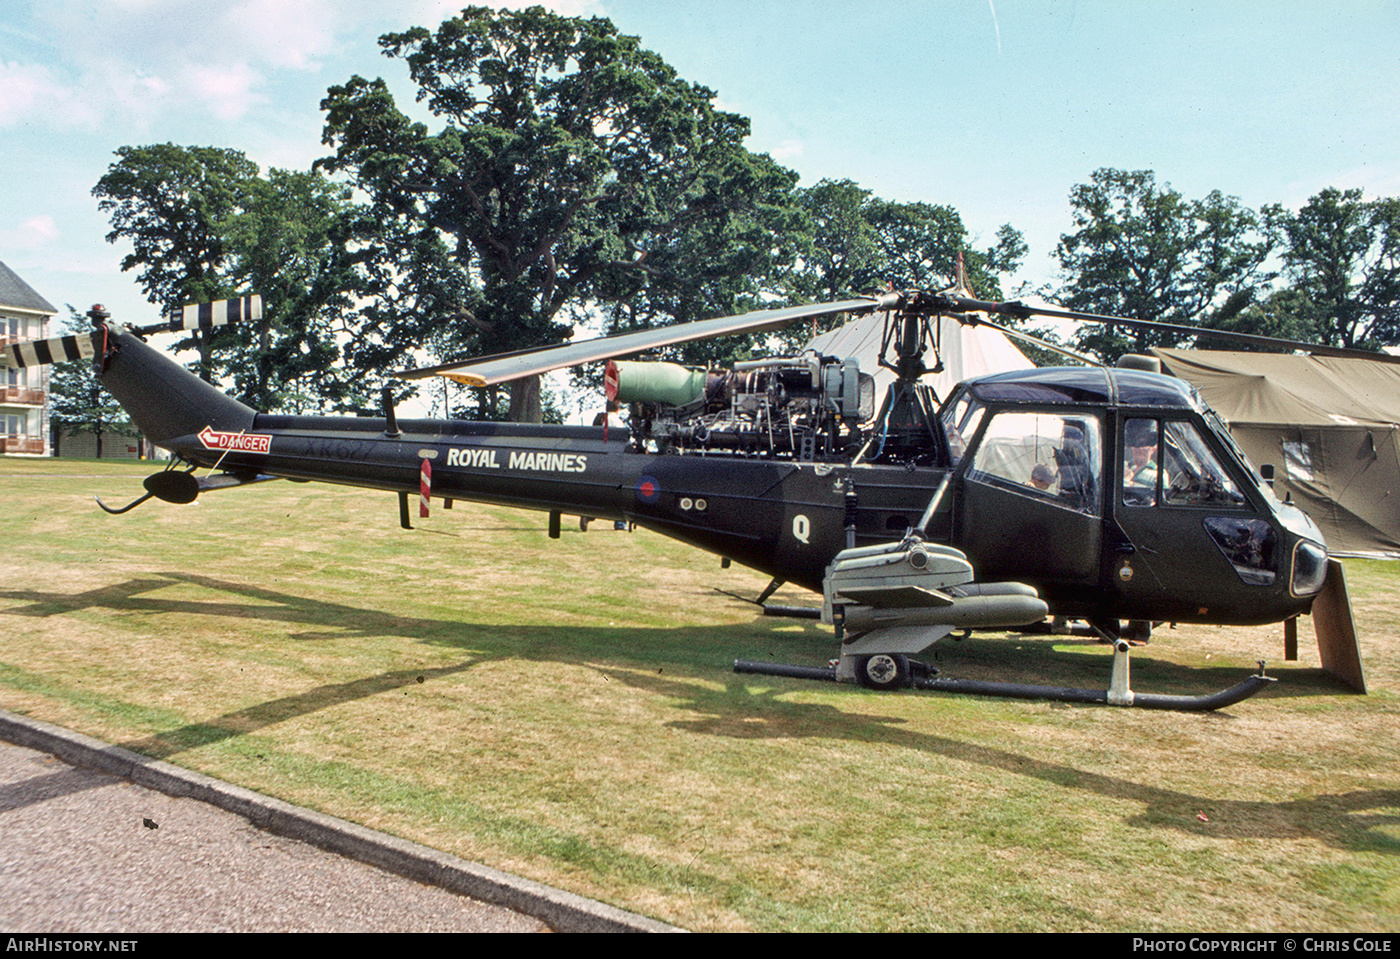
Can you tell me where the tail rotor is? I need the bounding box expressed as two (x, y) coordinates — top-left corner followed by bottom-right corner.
(3, 296), (263, 370)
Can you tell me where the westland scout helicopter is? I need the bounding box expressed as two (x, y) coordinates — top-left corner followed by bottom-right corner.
(6, 277), (1357, 710)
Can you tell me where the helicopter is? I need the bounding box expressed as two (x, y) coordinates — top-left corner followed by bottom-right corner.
(5, 274), (1365, 710)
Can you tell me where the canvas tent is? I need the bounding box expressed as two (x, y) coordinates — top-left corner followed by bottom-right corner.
(802, 308), (1034, 404)
(1154, 348), (1400, 559)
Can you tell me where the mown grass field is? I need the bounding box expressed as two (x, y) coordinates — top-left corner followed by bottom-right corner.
(1, 457), (1396, 931)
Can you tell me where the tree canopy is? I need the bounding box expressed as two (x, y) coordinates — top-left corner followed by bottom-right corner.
(91, 11), (1400, 421)
(1264, 187), (1400, 349)
(319, 5), (802, 420)
(793, 178), (1025, 303)
(93, 145), (361, 412)
(1054, 168), (1273, 360)
(93, 144), (253, 321)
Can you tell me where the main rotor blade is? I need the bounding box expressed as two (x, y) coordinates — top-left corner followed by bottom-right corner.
(941, 294), (1400, 365)
(402, 295), (899, 386)
(970, 315), (1102, 366)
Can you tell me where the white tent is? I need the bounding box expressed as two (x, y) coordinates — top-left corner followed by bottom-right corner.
(803, 260), (1033, 403)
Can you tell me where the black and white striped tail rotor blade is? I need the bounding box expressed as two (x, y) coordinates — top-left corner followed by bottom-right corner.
(145, 295), (264, 336)
(3, 331), (98, 369)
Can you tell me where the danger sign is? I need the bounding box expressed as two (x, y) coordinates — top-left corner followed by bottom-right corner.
(198, 426), (271, 454)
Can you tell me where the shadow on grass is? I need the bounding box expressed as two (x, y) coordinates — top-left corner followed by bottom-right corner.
(3, 572), (1394, 855)
(611, 666), (1400, 856)
(928, 631), (1363, 701)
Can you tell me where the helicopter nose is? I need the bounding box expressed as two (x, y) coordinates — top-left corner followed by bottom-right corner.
(1291, 540), (1328, 596)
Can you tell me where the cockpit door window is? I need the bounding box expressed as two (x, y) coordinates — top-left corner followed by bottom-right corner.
(966, 411), (1102, 516)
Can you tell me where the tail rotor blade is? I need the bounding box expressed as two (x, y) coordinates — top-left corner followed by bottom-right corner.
(162, 295), (263, 334)
(3, 331), (97, 369)
(5, 295), (264, 368)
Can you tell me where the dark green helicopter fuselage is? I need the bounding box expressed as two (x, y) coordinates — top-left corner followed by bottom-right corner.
(99, 325), (1327, 629)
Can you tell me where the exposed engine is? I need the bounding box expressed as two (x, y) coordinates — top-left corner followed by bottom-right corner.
(609, 354), (876, 460)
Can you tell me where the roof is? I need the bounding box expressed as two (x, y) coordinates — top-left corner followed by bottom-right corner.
(966, 366), (1201, 409)
(0, 260), (58, 315)
(1153, 349), (1400, 428)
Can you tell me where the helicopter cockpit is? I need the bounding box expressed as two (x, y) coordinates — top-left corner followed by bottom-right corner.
(938, 365), (1328, 624)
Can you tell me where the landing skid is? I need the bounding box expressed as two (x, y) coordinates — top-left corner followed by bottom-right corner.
(734, 641), (1276, 712)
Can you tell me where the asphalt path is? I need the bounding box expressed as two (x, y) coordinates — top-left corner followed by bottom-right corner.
(0, 711), (679, 933)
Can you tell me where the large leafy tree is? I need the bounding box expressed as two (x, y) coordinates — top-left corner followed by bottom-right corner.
(215, 169), (361, 411)
(1054, 168), (1273, 361)
(1263, 187), (1400, 349)
(93, 144), (254, 378)
(93, 146), (361, 411)
(93, 144), (256, 311)
(793, 178), (1025, 302)
(318, 5), (803, 421)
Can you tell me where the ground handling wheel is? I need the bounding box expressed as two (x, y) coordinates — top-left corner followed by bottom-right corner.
(856, 653), (912, 690)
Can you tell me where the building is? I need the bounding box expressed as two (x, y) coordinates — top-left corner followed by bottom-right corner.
(0, 259), (57, 456)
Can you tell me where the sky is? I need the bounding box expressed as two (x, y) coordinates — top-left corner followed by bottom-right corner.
(3, 0), (1399, 340)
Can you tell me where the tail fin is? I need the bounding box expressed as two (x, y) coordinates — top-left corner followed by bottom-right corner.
(99, 327), (256, 446)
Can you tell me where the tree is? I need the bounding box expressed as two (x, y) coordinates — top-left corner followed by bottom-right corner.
(215, 168), (361, 411)
(94, 146), (363, 411)
(93, 144), (254, 378)
(319, 6), (803, 421)
(1054, 169), (1273, 361)
(1263, 187), (1400, 349)
(771, 179), (1025, 355)
(1191, 287), (1319, 352)
(792, 179), (1025, 303)
(46, 310), (133, 459)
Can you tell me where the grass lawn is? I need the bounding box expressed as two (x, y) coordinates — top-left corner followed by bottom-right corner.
(1, 457), (1397, 931)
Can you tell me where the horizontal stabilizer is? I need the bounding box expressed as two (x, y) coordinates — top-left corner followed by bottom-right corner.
(197, 471), (281, 493)
(4, 331), (97, 368)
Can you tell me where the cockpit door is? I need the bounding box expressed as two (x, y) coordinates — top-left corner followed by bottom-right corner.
(952, 409), (1103, 597)
(1111, 415), (1277, 621)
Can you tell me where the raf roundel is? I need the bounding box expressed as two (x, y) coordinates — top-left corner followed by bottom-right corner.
(634, 475), (661, 504)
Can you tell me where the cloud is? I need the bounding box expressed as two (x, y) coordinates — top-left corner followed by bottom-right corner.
(8, 0), (351, 129)
(218, 0), (338, 72)
(0, 0), (624, 136)
(0, 60), (98, 127)
(0, 215), (61, 251)
(768, 140), (805, 161)
(186, 63), (263, 122)
(0, 61), (49, 126)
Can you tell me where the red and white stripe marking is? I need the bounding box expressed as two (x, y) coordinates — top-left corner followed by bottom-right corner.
(420, 457), (432, 518)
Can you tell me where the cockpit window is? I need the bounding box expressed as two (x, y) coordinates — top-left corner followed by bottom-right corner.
(1122, 418), (1162, 506)
(1121, 417), (1247, 509)
(940, 392), (986, 468)
(1205, 516), (1278, 585)
(966, 411), (1102, 516)
(1163, 421), (1246, 507)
